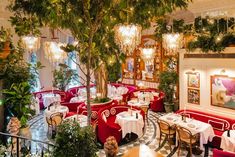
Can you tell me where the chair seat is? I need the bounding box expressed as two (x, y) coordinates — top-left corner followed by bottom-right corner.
(161, 129), (176, 135)
(180, 137), (197, 144)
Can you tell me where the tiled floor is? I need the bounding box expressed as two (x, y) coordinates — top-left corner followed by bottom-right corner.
(28, 111), (213, 157)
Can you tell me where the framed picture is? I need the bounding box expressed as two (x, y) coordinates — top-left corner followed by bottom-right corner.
(211, 75), (235, 110)
(187, 73), (200, 88)
(188, 88), (200, 104)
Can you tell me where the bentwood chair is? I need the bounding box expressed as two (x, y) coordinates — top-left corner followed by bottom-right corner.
(140, 105), (149, 124)
(176, 125), (199, 157)
(46, 112), (63, 137)
(157, 119), (176, 151)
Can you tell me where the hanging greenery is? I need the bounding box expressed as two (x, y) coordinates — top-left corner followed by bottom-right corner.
(155, 16), (235, 53)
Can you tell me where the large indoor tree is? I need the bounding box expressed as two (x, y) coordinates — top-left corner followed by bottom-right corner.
(9, 0), (191, 125)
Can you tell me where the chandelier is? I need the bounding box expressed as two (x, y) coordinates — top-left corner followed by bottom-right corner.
(21, 36), (40, 52)
(44, 41), (67, 63)
(140, 47), (156, 65)
(114, 23), (142, 55)
(162, 33), (182, 56)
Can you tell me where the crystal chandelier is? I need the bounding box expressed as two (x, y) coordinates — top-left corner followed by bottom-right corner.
(21, 36), (40, 52)
(44, 41), (67, 63)
(140, 47), (156, 65)
(162, 33), (182, 56)
(114, 23), (142, 55)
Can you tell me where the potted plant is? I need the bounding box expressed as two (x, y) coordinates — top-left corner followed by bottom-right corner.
(53, 120), (98, 157)
(158, 71), (178, 113)
(3, 82), (35, 137)
(53, 63), (78, 91)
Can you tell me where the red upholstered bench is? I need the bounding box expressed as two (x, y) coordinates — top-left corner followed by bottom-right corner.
(129, 88), (165, 112)
(176, 109), (235, 148)
(97, 105), (145, 144)
(213, 149), (235, 157)
(33, 90), (67, 110)
(66, 100), (118, 123)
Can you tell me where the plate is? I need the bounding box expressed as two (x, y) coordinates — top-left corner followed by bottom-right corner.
(166, 117), (173, 121)
(187, 124), (196, 128)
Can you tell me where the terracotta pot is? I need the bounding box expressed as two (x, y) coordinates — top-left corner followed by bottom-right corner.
(0, 41), (11, 59)
(20, 126), (31, 139)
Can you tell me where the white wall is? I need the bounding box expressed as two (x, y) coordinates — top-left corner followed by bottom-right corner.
(179, 48), (235, 119)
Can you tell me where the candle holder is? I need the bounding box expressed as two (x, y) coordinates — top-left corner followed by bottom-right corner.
(181, 114), (186, 123)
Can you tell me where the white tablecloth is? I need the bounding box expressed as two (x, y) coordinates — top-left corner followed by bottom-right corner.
(44, 105), (69, 131)
(43, 94), (61, 108)
(64, 114), (88, 127)
(115, 111), (144, 138)
(70, 96), (86, 103)
(127, 99), (149, 107)
(221, 130), (235, 152)
(159, 113), (215, 149)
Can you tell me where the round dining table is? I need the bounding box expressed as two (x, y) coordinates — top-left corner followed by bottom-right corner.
(43, 94), (61, 108)
(115, 111), (144, 138)
(220, 130), (235, 152)
(64, 114), (88, 127)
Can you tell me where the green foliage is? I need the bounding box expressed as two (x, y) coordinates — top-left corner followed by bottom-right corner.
(0, 42), (34, 89)
(187, 35), (225, 53)
(53, 120), (98, 157)
(92, 97), (111, 103)
(53, 63), (78, 91)
(0, 26), (12, 54)
(159, 71), (178, 104)
(3, 82), (35, 128)
(9, 14), (41, 36)
(159, 58), (178, 105)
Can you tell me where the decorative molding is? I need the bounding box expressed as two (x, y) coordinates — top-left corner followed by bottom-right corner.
(184, 53), (235, 58)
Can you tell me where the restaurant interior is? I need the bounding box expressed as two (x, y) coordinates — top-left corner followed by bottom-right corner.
(0, 0), (235, 157)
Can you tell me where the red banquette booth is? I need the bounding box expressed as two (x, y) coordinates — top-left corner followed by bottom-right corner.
(97, 105), (145, 144)
(129, 88), (165, 112)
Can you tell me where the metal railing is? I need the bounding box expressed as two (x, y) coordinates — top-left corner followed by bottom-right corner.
(0, 132), (55, 157)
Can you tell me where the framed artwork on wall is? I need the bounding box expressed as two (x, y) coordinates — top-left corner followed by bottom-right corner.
(187, 73), (200, 88)
(211, 75), (235, 110)
(188, 88), (200, 104)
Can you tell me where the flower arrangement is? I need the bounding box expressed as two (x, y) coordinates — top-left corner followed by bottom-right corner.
(104, 136), (118, 157)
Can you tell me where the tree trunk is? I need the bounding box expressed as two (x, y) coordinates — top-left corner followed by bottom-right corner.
(95, 63), (108, 98)
(86, 32), (94, 125)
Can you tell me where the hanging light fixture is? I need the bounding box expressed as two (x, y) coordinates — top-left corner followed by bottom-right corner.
(44, 41), (67, 63)
(162, 33), (182, 56)
(114, 0), (142, 55)
(140, 46), (156, 65)
(21, 36), (40, 52)
(114, 24), (142, 55)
